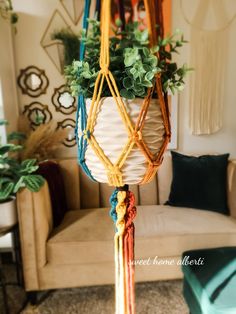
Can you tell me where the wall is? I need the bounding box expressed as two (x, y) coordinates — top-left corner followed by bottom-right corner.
(0, 17), (19, 133)
(172, 0), (236, 158)
(12, 0), (89, 157)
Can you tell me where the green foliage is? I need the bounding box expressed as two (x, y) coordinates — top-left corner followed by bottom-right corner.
(52, 29), (80, 66)
(65, 20), (191, 99)
(0, 120), (45, 202)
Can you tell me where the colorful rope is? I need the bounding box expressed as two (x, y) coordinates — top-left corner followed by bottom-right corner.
(124, 191), (136, 314)
(109, 188), (118, 223)
(75, 0), (96, 181)
(76, 1), (170, 313)
(110, 188), (137, 314)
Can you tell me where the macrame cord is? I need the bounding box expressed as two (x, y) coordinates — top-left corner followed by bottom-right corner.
(181, 0), (236, 135)
(75, 0), (96, 180)
(77, 1), (171, 313)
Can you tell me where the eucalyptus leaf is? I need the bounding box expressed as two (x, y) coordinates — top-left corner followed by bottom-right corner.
(65, 19), (190, 99)
(120, 89), (135, 100)
(123, 77), (134, 89)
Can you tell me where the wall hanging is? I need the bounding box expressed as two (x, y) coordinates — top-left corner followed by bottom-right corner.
(66, 0), (188, 312)
(40, 10), (72, 74)
(23, 102), (52, 129)
(167, 93), (178, 149)
(181, 0), (236, 135)
(17, 65), (49, 97)
(60, 0), (84, 25)
(52, 84), (76, 115)
(57, 118), (76, 147)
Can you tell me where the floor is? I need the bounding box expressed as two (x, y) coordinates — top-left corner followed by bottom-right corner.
(0, 262), (188, 314)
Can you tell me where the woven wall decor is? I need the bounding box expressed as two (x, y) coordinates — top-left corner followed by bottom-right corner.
(181, 0), (236, 135)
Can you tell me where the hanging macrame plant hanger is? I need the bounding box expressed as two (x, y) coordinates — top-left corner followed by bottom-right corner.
(75, 0), (171, 313)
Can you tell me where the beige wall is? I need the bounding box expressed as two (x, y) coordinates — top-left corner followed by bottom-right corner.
(0, 18), (19, 134)
(172, 0), (236, 158)
(12, 0), (88, 157)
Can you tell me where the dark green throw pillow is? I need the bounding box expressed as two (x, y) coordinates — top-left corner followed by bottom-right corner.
(166, 151), (230, 214)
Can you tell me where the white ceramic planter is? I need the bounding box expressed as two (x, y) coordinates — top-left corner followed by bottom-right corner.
(79, 97), (165, 185)
(0, 197), (17, 228)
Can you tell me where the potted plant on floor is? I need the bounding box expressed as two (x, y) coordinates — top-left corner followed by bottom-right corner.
(0, 120), (45, 228)
(65, 19), (190, 184)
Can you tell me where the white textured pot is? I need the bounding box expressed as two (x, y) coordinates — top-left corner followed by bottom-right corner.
(80, 97), (165, 185)
(0, 197), (17, 228)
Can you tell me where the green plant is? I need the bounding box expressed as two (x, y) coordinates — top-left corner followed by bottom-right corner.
(0, 0), (18, 25)
(0, 120), (45, 202)
(65, 19), (191, 99)
(52, 29), (80, 66)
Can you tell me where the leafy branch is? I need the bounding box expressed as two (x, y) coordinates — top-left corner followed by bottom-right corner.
(65, 19), (191, 99)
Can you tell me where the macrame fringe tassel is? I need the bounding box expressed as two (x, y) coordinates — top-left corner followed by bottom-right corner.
(189, 28), (227, 135)
(110, 188), (137, 314)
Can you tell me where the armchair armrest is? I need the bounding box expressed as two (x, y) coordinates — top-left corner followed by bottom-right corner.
(228, 160), (236, 218)
(17, 182), (53, 290)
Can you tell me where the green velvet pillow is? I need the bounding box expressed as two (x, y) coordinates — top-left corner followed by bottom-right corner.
(166, 151), (230, 214)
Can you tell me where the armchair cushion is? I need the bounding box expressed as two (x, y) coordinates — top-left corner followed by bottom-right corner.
(37, 161), (68, 227)
(166, 152), (230, 214)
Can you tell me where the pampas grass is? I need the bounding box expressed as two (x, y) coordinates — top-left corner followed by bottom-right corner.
(18, 117), (69, 161)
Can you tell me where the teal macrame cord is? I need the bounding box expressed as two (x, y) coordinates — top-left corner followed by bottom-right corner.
(75, 0), (96, 180)
(109, 188), (118, 223)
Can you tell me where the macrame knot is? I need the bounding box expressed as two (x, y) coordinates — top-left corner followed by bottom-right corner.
(100, 65), (109, 75)
(125, 191), (137, 230)
(152, 160), (161, 167)
(115, 191), (127, 235)
(130, 131), (142, 141)
(108, 166), (121, 175)
(83, 130), (91, 139)
(107, 166), (123, 186)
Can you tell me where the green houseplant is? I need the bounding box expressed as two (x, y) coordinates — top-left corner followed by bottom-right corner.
(65, 19), (190, 98)
(0, 120), (45, 226)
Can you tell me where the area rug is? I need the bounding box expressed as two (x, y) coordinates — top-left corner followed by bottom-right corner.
(0, 264), (188, 314)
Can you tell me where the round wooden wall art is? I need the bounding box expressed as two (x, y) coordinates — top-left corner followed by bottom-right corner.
(57, 118), (76, 147)
(17, 66), (49, 97)
(51, 85), (76, 115)
(23, 102), (52, 129)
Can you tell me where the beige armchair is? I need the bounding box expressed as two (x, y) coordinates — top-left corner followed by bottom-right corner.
(17, 157), (236, 302)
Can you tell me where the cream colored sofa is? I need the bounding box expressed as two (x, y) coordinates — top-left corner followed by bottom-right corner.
(17, 153), (236, 292)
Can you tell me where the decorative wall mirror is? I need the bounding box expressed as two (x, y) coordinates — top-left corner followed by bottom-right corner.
(17, 66), (49, 97)
(57, 118), (76, 147)
(51, 84), (76, 115)
(23, 102), (52, 129)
